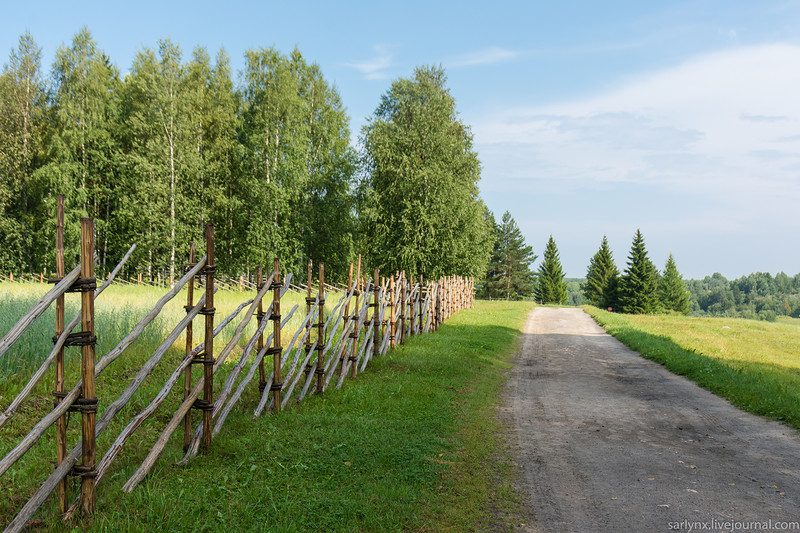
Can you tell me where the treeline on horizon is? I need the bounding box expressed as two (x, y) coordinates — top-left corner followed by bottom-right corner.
(479, 218), (800, 322)
(572, 270), (800, 321)
(0, 28), (492, 283)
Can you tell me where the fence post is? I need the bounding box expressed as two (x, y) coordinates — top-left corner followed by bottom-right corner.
(54, 195), (68, 513)
(349, 274), (359, 378)
(341, 262), (353, 373)
(349, 256), (361, 378)
(373, 268), (380, 358)
(416, 275), (423, 335)
(258, 265), (268, 395)
(304, 261), (313, 383)
(389, 275), (396, 349)
(408, 275), (415, 339)
(77, 218), (97, 515)
(271, 258), (283, 412)
(200, 224), (215, 452)
(183, 243), (196, 452)
(316, 263), (325, 393)
(438, 278), (444, 329)
(400, 272), (407, 345)
(257, 265), (266, 386)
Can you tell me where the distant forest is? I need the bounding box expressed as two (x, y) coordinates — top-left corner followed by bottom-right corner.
(567, 272), (800, 321)
(686, 271), (800, 321)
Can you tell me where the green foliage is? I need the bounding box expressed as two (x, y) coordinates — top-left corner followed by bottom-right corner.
(480, 210), (536, 300)
(686, 271), (800, 320)
(237, 47), (356, 279)
(659, 253), (691, 314)
(617, 229), (659, 314)
(566, 278), (586, 306)
(0, 30), (361, 283)
(359, 65), (491, 279)
(534, 235), (567, 304)
(36, 27), (122, 271)
(1, 32), (501, 285)
(0, 31), (45, 272)
(583, 235), (619, 310)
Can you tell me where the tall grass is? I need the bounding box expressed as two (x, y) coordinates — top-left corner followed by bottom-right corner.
(587, 306), (800, 429)
(0, 281), (326, 398)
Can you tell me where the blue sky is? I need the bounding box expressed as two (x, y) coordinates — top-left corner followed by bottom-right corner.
(2, 0), (799, 278)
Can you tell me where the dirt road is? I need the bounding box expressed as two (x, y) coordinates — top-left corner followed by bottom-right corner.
(502, 307), (800, 532)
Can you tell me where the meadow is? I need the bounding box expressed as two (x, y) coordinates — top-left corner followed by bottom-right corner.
(1, 281), (533, 530)
(586, 307), (800, 430)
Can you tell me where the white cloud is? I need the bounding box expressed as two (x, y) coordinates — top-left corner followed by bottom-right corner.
(344, 44), (395, 80)
(447, 46), (521, 68)
(475, 43), (800, 210)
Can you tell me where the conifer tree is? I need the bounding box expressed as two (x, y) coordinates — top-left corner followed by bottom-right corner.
(535, 235), (567, 304)
(659, 253), (691, 314)
(583, 235), (619, 309)
(482, 211), (536, 300)
(618, 229), (659, 314)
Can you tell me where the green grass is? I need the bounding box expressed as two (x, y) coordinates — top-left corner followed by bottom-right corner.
(586, 306), (800, 430)
(1, 285), (532, 531)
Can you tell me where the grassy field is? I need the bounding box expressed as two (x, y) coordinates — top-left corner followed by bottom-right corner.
(0, 281), (321, 398)
(586, 307), (800, 430)
(1, 281), (532, 531)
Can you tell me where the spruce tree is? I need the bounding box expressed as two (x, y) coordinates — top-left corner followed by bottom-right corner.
(483, 211), (536, 300)
(535, 235), (567, 304)
(659, 253), (691, 314)
(583, 235), (619, 309)
(618, 229), (659, 314)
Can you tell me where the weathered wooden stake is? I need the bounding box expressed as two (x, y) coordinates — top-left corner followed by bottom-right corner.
(390, 275), (396, 349)
(341, 262), (353, 371)
(271, 258), (282, 412)
(257, 266), (267, 393)
(400, 272), (407, 345)
(304, 261), (314, 383)
(54, 195), (68, 513)
(183, 243), (196, 451)
(373, 268), (380, 358)
(78, 218), (97, 515)
(381, 277), (387, 340)
(349, 274), (359, 378)
(416, 275), (423, 334)
(201, 224), (215, 452)
(315, 263), (325, 393)
(349, 255), (361, 377)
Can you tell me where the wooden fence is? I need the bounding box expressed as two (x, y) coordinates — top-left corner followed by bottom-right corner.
(0, 198), (474, 532)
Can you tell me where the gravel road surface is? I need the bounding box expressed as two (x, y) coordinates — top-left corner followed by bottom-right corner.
(502, 307), (800, 532)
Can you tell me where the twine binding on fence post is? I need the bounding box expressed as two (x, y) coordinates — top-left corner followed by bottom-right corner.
(183, 243), (196, 452)
(77, 217), (98, 516)
(271, 258), (283, 412)
(304, 260), (314, 383)
(200, 224), (216, 453)
(54, 195), (68, 514)
(316, 263), (325, 394)
(372, 268), (380, 359)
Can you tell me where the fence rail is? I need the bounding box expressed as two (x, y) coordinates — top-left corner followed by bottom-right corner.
(0, 197), (475, 532)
